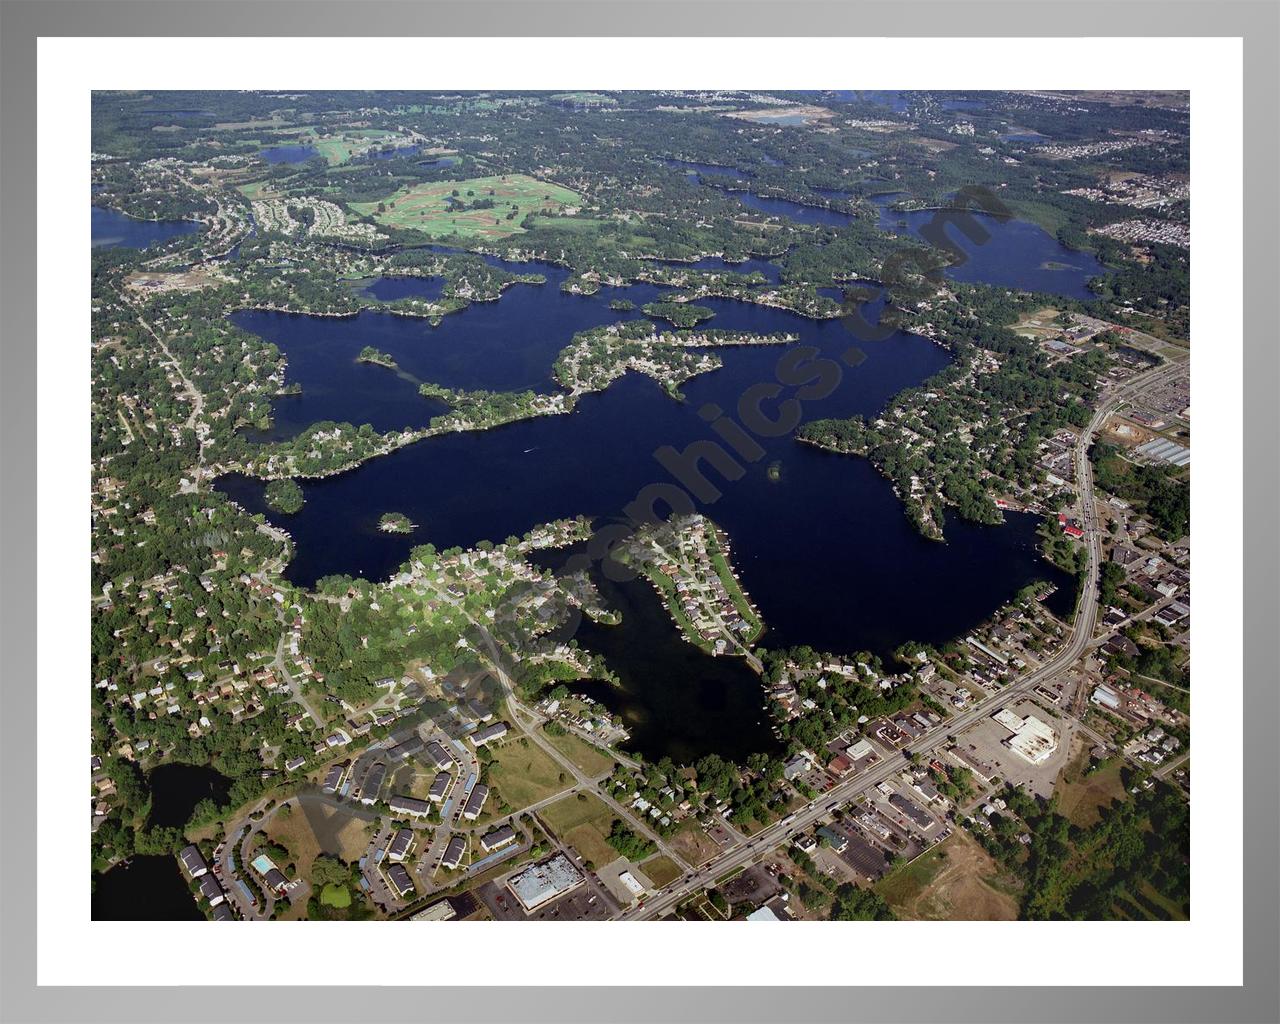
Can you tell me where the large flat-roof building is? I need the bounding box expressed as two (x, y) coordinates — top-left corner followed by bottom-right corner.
(993, 708), (1059, 764)
(410, 899), (458, 922)
(505, 853), (584, 912)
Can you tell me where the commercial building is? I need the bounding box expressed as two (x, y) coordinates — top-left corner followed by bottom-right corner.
(506, 853), (585, 912)
(993, 708), (1059, 764)
(410, 899), (458, 922)
(888, 793), (935, 831)
(1091, 685), (1123, 711)
(816, 826), (849, 853)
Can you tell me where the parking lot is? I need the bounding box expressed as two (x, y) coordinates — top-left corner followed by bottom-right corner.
(953, 698), (1074, 798)
(475, 879), (613, 921)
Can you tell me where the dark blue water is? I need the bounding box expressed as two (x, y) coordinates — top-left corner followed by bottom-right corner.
(870, 194), (1107, 299)
(93, 856), (203, 921)
(92, 206), (202, 250)
(735, 192), (853, 227)
(360, 275), (446, 302)
(662, 159), (853, 227)
(417, 155), (461, 170)
(219, 281), (1075, 663)
(535, 544), (783, 764)
(942, 97), (987, 112)
(232, 266), (659, 439)
(147, 762), (233, 828)
(261, 144), (319, 164)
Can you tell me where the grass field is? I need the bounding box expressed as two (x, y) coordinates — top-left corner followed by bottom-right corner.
(876, 832), (1020, 921)
(640, 854), (682, 889)
(540, 793), (617, 869)
(668, 818), (721, 866)
(541, 726), (616, 779)
(349, 175), (579, 240)
(486, 738), (573, 812)
(1055, 741), (1129, 828)
(1012, 307), (1066, 341)
(320, 883), (352, 909)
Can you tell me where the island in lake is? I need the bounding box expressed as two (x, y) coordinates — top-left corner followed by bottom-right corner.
(378, 511), (416, 534)
(263, 477), (304, 514)
(357, 345), (397, 369)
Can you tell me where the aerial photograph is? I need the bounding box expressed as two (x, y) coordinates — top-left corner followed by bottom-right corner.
(89, 89), (1190, 924)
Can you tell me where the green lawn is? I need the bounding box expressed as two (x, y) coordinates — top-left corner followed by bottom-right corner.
(320, 883), (351, 909)
(640, 854), (682, 889)
(542, 726), (616, 778)
(875, 844), (949, 908)
(348, 175), (580, 240)
(486, 738), (573, 812)
(540, 793), (617, 869)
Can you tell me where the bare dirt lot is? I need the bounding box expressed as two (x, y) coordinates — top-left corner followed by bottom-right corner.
(878, 831), (1020, 921)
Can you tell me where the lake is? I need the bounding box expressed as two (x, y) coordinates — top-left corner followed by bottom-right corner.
(658, 158), (851, 227)
(734, 192), (853, 228)
(92, 206), (202, 250)
(869, 193), (1108, 299)
(535, 544), (783, 764)
(93, 855), (202, 921)
(218, 258), (1076, 766)
(147, 762), (233, 829)
(261, 144), (319, 164)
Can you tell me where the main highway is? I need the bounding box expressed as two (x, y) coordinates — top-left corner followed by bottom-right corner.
(618, 358), (1185, 920)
